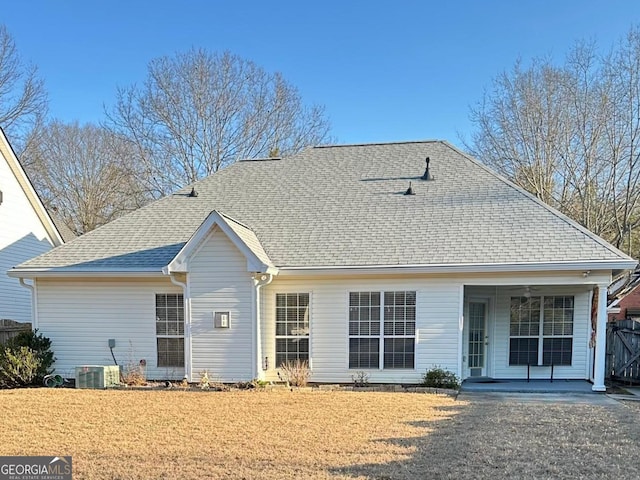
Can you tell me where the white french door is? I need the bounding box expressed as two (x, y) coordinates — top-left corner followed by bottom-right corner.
(468, 301), (488, 377)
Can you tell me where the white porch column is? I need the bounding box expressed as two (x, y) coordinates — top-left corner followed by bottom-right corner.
(592, 284), (609, 392)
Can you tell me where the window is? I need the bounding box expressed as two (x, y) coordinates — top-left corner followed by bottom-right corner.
(349, 291), (416, 369)
(509, 296), (573, 366)
(156, 293), (184, 367)
(349, 292), (380, 368)
(275, 293), (310, 367)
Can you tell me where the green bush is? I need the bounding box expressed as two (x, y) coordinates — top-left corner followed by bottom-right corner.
(421, 366), (461, 390)
(5, 329), (55, 383)
(0, 346), (41, 388)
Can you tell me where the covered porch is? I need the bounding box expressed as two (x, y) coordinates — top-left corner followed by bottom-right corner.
(460, 277), (609, 392)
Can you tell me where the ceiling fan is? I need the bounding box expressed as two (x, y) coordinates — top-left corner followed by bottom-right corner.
(504, 285), (542, 298)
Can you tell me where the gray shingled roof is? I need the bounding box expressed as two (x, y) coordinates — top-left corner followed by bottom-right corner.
(13, 141), (633, 272)
(48, 213), (77, 243)
(216, 212), (275, 269)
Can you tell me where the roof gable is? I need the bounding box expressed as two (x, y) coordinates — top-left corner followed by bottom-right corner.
(0, 128), (64, 247)
(164, 210), (276, 275)
(11, 140), (636, 275)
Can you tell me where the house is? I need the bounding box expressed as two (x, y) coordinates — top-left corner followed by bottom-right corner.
(8, 141), (637, 391)
(608, 268), (640, 321)
(0, 128), (68, 325)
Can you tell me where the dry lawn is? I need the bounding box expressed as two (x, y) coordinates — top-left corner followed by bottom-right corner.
(1, 389), (639, 479)
(0, 389), (458, 479)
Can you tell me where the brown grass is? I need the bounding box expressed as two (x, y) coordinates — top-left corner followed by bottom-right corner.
(0, 389), (458, 479)
(2, 389), (639, 479)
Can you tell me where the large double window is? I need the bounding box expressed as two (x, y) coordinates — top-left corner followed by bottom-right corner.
(156, 293), (185, 367)
(275, 293), (310, 367)
(349, 291), (416, 369)
(509, 296), (574, 366)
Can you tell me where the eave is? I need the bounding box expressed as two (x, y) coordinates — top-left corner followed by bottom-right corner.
(277, 259), (638, 277)
(8, 268), (166, 279)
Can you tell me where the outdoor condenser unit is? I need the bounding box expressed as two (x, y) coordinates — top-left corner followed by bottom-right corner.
(75, 365), (120, 389)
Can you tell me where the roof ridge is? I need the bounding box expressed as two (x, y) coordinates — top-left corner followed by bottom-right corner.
(238, 157), (282, 162)
(314, 140), (443, 149)
(442, 141), (635, 262)
(215, 210), (254, 231)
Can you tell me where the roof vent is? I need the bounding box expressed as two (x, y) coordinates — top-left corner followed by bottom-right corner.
(404, 181), (415, 196)
(188, 187), (198, 197)
(421, 157), (433, 181)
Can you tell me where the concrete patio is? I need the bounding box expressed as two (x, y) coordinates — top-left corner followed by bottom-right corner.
(461, 378), (596, 394)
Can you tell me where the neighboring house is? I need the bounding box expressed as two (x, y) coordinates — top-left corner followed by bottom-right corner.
(608, 269), (640, 321)
(0, 128), (66, 324)
(8, 141), (637, 391)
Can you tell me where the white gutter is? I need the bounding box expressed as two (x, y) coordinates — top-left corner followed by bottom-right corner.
(9, 269), (166, 279)
(18, 278), (38, 329)
(277, 259), (637, 276)
(168, 274), (192, 382)
(10, 259), (635, 279)
(253, 273), (274, 380)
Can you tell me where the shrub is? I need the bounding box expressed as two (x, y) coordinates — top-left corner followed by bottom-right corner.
(121, 362), (146, 386)
(4, 329), (54, 383)
(278, 359), (310, 387)
(235, 379), (268, 390)
(199, 370), (211, 390)
(0, 346), (41, 388)
(421, 366), (460, 390)
(351, 371), (370, 387)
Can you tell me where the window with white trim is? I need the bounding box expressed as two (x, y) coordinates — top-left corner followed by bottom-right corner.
(349, 292), (381, 368)
(156, 293), (185, 367)
(509, 296), (573, 366)
(349, 291), (416, 369)
(275, 293), (310, 367)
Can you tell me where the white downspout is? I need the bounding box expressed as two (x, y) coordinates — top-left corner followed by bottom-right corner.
(458, 284), (464, 380)
(253, 273), (273, 380)
(169, 274), (192, 381)
(19, 278), (38, 329)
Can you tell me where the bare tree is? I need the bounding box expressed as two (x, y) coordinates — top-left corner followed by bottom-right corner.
(468, 57), (569, 207)
(601, 28), (640, 254)
(24, 121), (150, 234)
(467, 27), (640, 256)
(0, 25), (47, 149)
(106, 49), (331, 196)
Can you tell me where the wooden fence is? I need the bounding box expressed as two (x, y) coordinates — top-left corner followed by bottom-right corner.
(0, 319), (32, 344)
(606, 318), (640, 384)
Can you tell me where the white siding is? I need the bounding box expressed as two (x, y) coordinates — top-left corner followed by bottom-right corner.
(36, 277), (182, 379)
(189, 228), (254, 382)
(0, 154), (53, 323)
(262, 277), (462, 384)
(34, 265), (605, 384)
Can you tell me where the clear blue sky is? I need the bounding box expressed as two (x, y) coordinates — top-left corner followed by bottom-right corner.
(3, 1), (639, 145)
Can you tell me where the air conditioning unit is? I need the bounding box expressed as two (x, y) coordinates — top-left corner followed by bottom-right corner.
(75, 365), (121, 389)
